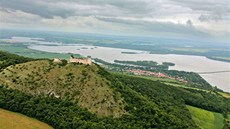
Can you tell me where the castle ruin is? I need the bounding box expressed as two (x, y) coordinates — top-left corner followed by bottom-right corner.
(68, 55), (92, 65)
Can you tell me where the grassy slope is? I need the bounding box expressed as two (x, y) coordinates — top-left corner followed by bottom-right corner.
(0, 60), (125, 117)
(0, 108), (53, 129)
(187, 105), (224, 129)
(219, 92), (230, 98)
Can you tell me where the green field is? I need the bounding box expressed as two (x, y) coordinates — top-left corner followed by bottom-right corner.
(0, 108), (53, 129)
(187, 105), (224, 129)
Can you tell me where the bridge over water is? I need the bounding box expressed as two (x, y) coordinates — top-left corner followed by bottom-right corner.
(197, 70), (230, 74)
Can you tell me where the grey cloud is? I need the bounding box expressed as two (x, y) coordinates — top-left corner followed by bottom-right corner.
(95, 16), (208, 37)
(169, 0), (230, 21)
(169, 0), (230, 11)
(95, 16), (140, 25)
(0, 0), (75, 18)
(68, 0), (158, 15)
(0, 8), (13, 13)
(0, 0), (228, 40)
(0, 0), (159, 18)
(186, 19), (193, 27)
(2, 0), (229, 21)
(199, 14), (222, 22)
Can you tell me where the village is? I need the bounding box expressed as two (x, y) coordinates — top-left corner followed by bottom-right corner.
(93, 58), (189, 83)
(126, 69), (188, 83)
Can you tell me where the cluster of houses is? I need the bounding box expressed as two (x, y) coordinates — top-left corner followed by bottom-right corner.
(127, 69), (187, 83)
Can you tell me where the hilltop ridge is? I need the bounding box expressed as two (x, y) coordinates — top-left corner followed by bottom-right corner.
(0, 59), (125, 117)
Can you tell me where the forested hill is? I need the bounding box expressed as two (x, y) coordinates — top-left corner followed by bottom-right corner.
(0, 51), (229, 129)
(0, 51), (35, 70)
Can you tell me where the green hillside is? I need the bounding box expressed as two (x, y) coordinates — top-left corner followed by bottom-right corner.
(0, 60), (125, 117)
(115, 74), (230, 114)
(187, 105), (224, 129)
(0, 51), (229, 128)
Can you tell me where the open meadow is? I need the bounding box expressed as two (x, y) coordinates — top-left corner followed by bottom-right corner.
(187, 105), (224, 129)
(0, 108), (53, 129)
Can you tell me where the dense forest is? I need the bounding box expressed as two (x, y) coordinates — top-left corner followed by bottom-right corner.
(0, 51), (36, 71)
(112, 74), (230, 114)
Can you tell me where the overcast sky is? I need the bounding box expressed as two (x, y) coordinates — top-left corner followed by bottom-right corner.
(0, 0), (230, 41)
